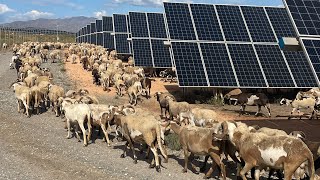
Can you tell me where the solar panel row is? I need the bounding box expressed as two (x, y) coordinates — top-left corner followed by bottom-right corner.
(164, 3), (319, 87)
(113, 14), (131, 54)
(129, 12), (172, 67)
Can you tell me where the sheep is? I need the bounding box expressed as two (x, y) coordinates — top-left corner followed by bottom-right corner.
(154, 92), (176, 117)
(167, 121), (226, 179)
(35, 76), (50, 86)
(179, 108), (218, 127)
(115, 79), (125, 97)
(224, 88), (242, 105)
(237, 92), (271, 117)
(100, 71), (111, 91)
(92, 69), (100, 85)
(37, 80), (51, 108)
(80, 56), (89, 70)
(48, 85), (65, 117)
(215, 121), (315, 180)
(65, 90), (77, 98)
(113, 113), (168, 172)
(30, 85), (43, 115)
(280, 96), (317, 119)
(290, 131), (320, 172)
(23, 74), (37, 87)
(127, 81), (143, 106)
(166, 96), (190, 120)
(61, 100), (92, 146)
(88, 104), (116, 146)
(10, 82), (32, 117)
(140, 77), (152, 99)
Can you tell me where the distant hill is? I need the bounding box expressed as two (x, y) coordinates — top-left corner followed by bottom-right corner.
(1, 16), (97, 33)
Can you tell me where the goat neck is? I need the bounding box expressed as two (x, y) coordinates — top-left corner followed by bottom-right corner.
(169, 121), (182, 135)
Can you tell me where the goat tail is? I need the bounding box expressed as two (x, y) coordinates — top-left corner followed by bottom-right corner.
(156, 125), (168, 162)
(307, 152), (315, 180)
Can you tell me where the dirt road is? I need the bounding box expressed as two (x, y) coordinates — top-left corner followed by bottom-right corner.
(0, 52), (229, 180)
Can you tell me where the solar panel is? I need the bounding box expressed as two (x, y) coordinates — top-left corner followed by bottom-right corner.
(86, 25), (91, 34)
(97, 33), (103, 46)
(301, 38), (320, 81)
(147, 13), (167, 39)
(283, 50), (319, 87)
(132, 39), (153, 67)
(265, 7), (297, 38)
(103, 32), (114, 49)
(241, 6), (277, 42)
(129, 12), (149, 37)
(200, 43), (238, 87)
(115, 34), (130, 54)
(113, 14), (128, 33)
(151, 39), (172, 67)
(90, 23), (96, 34)
(96, 20), (102, 32)
(102, 16), (113, 32)
(284, 0), (320, 37)
(216, 5), (250, 42)
(228, 44), (267, 87)
(190, 4), (224, 41)
(164, 3), (196, 40)
(91, 34), (97, 45)
(255, 44), (295, 87)
(171, 42), (208, 87)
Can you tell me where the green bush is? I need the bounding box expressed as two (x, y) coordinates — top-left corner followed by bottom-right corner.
(164, 133), (181, 151)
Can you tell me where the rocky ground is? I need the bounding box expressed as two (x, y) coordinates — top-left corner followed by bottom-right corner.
(1, 51), (319, 180)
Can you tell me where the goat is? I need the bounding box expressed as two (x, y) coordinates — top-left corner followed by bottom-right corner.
(140, 77), (152, 99)
(215, 121), (315, 180)
(237, 93), (271, 117)
(11, 82), (32, 117)
(114, 113), (168, 172)
(168, 121), (226, 179)
(178, 108), (218, 127)
(127, 81), (143, 106)
(280, 96), (317, 119)
(61, 100), (92, 146)
(154, 92), (176, 117)
(48, 85), (65, 117)
(166, 96), (190, 120)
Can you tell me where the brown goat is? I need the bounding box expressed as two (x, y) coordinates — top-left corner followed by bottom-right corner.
(168, 122), (226, 179)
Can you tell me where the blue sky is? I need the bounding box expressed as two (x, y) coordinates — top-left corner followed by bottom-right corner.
(0, 0), (284, 23)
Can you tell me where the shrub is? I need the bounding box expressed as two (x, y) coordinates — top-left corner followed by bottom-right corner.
(164, 133), (181, 151)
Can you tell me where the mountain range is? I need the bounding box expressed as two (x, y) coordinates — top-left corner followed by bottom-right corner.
(1, 16), (97, 33)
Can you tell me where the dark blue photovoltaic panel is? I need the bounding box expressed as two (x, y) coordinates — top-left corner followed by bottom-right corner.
(151, 39), (172, 67)
(97, 33), (103, 46)
(114, 14), (128, 33)
(216, 5), (250, 42)
(164, 3), (196, 40)
(91, 34), (97, 45)
(255, 45), (295, 87)
(127, 15), (131, 34)
(200, 43), (237, 86)
(302, 39), (320, 80)
(228, 44), (266, 87)
(87, 25), (91, 34)
(265, 7), (297, 38)
(132, 39), (153, 67)
(147, 13), (167, 39)
(90, 23), (96, 33)
(115, 34), (130, 54)
(129, 12), (148, 38)
(86, 35), (90, 43)
(190, 4), (223, 41)
(241, 6), (276, 42)
(286, 0), (320, 36)
(103, 32), (114, 49)
(102, 16), (113, 32)
(96, 20), (102, 32)
(283, 50), (318, 87)
(84, 27), (87, 35)
(171, 42), (208, 86)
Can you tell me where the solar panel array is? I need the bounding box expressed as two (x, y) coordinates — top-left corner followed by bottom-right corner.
(283, 0), (320, 86)
(102, 16), (114, 49)
(164, 2), (319, 87)
(113, 14), (131, 54)
(283, 0), (320, 37)
(129, 12), (172, 67)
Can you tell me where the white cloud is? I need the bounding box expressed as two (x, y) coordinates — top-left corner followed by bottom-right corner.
(0, 4), (14, 14)
(94, 10), (107, 19)
(10, 10), (54, 21)
(113, 0), (192, 6)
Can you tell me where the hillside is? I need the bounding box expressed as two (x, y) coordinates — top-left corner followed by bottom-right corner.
(1, 16), (96, 33)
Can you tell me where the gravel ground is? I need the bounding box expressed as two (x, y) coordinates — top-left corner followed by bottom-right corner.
(0, 52), (241, 180)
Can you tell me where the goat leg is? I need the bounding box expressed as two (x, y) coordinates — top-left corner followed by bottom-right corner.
(101, 124), (111, 146)
(120, 142), (129, 158)
(149, 145), (160, 172)
(183, 148), (190, 173)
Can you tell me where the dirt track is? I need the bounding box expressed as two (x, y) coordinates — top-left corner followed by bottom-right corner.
(1, 51), (320, 180)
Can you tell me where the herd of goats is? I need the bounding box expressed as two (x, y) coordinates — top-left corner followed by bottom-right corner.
(6, 41), (320, 180)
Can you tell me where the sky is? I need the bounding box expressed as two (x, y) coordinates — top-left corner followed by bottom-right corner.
(0, 0), (284, 23)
